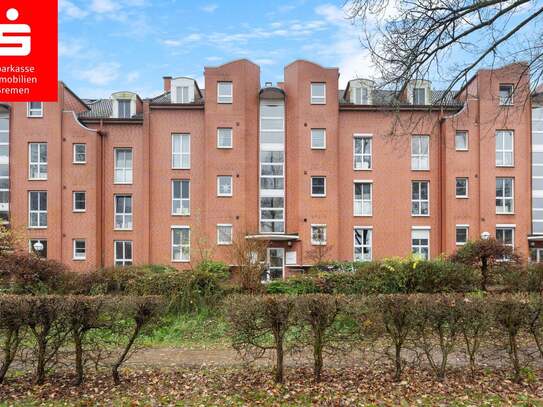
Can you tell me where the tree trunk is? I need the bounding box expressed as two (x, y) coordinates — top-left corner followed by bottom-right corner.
(0, 329), (19, 383)
(394, 341), (402, 382)
(35, 339), (46, 384)
(313, 336), (323, 382)
(112, 323), (141, 385)
(481, 256), (488, 291)
(73, 330), (84, 385)
(274, 334), (284, 384)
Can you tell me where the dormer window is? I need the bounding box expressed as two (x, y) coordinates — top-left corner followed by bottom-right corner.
(499, 84), (513, 105)
(218, 81), (233, 104)
(353, 87), (369, 104)
(176, 86), (189, 103)
(413, 88), (426, 105)
(118, 99), (131, 118)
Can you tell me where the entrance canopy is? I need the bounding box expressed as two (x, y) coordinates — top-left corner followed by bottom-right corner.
(245, 234), (299, 241)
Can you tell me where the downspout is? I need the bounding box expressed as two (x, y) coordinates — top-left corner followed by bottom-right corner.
(99, 119), (105, 268)
(438, 110), (446, 255)
(59, 84), (65, 263)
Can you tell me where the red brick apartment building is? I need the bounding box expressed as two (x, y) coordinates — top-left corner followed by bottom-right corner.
(0, 59), (536, 279)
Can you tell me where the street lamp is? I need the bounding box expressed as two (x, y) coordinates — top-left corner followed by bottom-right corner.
(481, 231), (491, 240)
(33, 241), (44, 256)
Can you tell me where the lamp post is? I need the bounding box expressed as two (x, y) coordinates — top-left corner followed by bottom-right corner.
(33, 240), (44, 257)
(481, 231), (491, 240)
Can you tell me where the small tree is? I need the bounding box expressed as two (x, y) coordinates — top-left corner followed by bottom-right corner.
(0, 225), (25, 254)
(0, 295), (27, 383)
(450, 238), (521, 291)
(229, 233), (268, 293)
(305, 244), (334, 266)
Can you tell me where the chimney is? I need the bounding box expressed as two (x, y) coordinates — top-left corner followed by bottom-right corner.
(163, 76), (172, 93)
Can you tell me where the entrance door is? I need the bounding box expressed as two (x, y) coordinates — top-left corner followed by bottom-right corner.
(264, 248), (284, 282)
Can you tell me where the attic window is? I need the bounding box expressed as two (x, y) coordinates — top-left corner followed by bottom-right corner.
(499, 84), (513, 105)
(413, 88), (426, 105)
(176, 86), (189, 103)
(353, 87), (369, 104)
(118, 99), (131, 118)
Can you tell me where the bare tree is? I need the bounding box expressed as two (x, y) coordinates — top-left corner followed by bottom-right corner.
(345, 0), (543, 97)
(229, 233), (268, 292)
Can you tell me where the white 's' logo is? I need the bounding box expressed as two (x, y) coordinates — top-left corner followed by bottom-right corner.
(0, 8), (30, 56)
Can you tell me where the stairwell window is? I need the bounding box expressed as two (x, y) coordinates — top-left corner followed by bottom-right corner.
(455, 131), (468, 151)
(354, 135), (372, 170)
(28, 191), (47, 228)
(310, 83), (326, 104)
(172, 134), (190, 169)
(456, 225), (469, 245)
(29, 143), (47, 180)
(172, 227), (190, 262)
(354, 182), (372, 216)
(496, 130), (514, 167)
(217, 224), (233, 245)
(172, 180), (190, 215)
(217, 128), (233, 149)
(311, 176), (326, 197)
(217, 176), (233, 197)
(217, 82), (233, 104)
(73, 144), (87, 164)
(114, 148), (133, 184)
(311, 129), (326, 149)
(499, 84), (513, 105)
(456, 178), (468, 198)
(496, 177), (514, 214)
(27, 102), (43, 117)
(354, 227), (372, 261)
(311, 224), (327, 245)
(72, 191), (86, 212)
(73, 240), (86, 260)
(411, 135), (429, 170)
(412, 181), (429, 216)
(114, 195), (133, 230)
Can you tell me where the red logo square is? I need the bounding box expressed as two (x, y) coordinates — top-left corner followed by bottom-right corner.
(0, 1), (58, 101)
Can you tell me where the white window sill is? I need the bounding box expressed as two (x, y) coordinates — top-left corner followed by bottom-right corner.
(496, 212), (515, 215)
(73, 161), (87, 165)
(217, 194), (233, 198)
(496, 165), (515, 168)
(311, 147), (326, 150)
(27, 115), (43, 119)
(172, 259), (190, 263)
(354, 214), (373, 217)
(114, 182), (133, 185)
(73, 257), (86, 261)
(456, 196), (469, 199)
(217, 242), (233, 246)
(411, 214), (430, 217)
(353, 168), (372, 171)
(172, 213), (191, 217)
(411, 168), (430, 171)
(28, 178), (48, 181)
(311, 243), (327, 246)
(28, 226), (48, 230)
(217, 146), (233, 149)
(455, 149), (469, 152)
(73, 210), (86, 213)
(311, 195), (326, 198)
(114, 227), (133, 231)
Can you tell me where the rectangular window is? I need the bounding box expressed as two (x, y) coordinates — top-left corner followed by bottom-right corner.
(73, 143), (86, 164)
(114, 148), (133, 184)
(311, 224), (327, 245)
(217, 81), (233, 104)
(73, 191), (86, 212)
(496, 130), (514, 166)
(28, 191), (47, 228)
(115, 240), (133, 266)
(413, 88), (426, 105)
(310, 82), (326, 104)
(412, 181), (429, 216)
(29, 143), (48, 180)
(353, 87), (369, 104)
(176, 86), (189, 103)
(115, 195), (133, 230)
(499, 84), (513, 105)
(29, 239), (47, 258)
(496, 227), (514, 249)
(354, 135), (372, 170)
(354, 227), (372, 261)
(411, 135), (429, 170)
(118, 99), (131, 119)
(73, 239), (86, 260)
(456, 177), (468, 198)
(311, 176), (326, 197)
(455, 131), (468, 151)
(172, 180), (190, 215)
(217, 224), (233, 245)
(217, 128), (233, 148)
(217, 176), (233, 197)
(27, 102), (43, 117)
(456, 225), (469, 245)
(496, 177), (514, 214)
(260, 197), (285, 233)
(172, 227), (190, 262)
(412, 228), (430, 259)
(172, 134), (190, 169)
(311, 128), (326, 149)
(354, 182), (372, 216)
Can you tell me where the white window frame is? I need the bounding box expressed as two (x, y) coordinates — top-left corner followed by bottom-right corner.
(353, 86), (369, 104)
(496, 177), (514, 214)
(171, 226), (190, 262)
(73, 239), (86, 261)
(412, 88), (426, 105)
(28, 191), (47, 229)
(311, 176), (326, 197)
(217, 224), (233, 245)
(172, 179), (190, 216)
(114, 148), (133, 184)
(496, 130), (514, 167)
(117, 99), (132, 119)
(496, 225), (515, 249)
(217, 81), (233, 104)
(411, 227), (430, 260)
(455, 131), (468, 151)
(217, 175), (233, 197)
(499, 84), (514, 106)
(114, 240), (133, 266)
(172, 133), (190, 170)
(311, 224), (327, 245)
(28, 143), (48, 180)
(114, 195), (133, 230)
(412, 180), (430, 216)
(353, 181), (373, 216)
(27, 102), (43, 118)
(73, 143), (87, 164)
(310, 82), (326, 104)
(353, 134), (372, 170)
(217, 127), (233, 149)
(411, 135), (430, 170)
(354, 226), (372, 261)
(72, 191), (86, 213)
(310, 128), (326, 150)
(455, 177), (469, 198)
(455, 225), (469, 246)
(176, 86), (189, 104)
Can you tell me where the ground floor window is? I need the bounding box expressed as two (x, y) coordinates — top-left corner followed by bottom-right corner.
(172, 227), (190, 262)
(354, 227), (372, 261)
(496, 227), (514, 249)
(217, 224), (233, 245)
(455, 225), (469, 245)
(412, 228), (430, 260)
(73, 239), (86, 260)
(115, 240), (133, 267)
(311, 224), (327, 245)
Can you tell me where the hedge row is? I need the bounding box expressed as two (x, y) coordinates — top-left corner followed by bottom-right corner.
(226, 293), (543, 384)
(0, 295), (163, 385)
